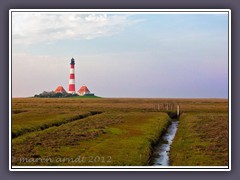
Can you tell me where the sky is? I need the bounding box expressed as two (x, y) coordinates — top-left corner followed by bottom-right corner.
(12, 11), (229, 98)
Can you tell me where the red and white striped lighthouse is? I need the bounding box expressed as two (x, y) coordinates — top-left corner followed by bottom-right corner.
(68, 58), (75, 94)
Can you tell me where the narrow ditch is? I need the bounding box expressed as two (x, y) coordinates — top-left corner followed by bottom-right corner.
(12, 109), (28, 114)
(12, 111), (103, 139)
(149, 112), (179, 166)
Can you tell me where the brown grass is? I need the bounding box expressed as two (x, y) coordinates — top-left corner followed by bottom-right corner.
(12, 97), (228, 166)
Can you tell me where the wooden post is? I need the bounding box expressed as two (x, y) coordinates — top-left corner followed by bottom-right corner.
(177, 105), (180, 117)
(158, 104), (160, 111)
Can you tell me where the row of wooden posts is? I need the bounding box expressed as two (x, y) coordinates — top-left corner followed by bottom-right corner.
(152, 103), (180, 116)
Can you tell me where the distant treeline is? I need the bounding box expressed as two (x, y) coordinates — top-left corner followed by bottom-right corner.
(34, 91), (78, 98)
(34, 91), (99, 98)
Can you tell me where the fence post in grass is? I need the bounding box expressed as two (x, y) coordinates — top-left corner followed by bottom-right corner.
(177, 104), (180, 118)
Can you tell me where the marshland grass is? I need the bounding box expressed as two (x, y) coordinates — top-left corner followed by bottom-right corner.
(11, 98), (228, 166)
(12, 111), (169, 166)
(170, 112), (228, 166)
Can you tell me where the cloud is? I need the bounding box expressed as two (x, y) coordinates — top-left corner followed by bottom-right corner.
(12, 13), (137, 44)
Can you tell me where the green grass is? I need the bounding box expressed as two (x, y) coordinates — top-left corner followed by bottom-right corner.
(71, 95), (101, 98)
(12, 111), (102, 138)
(12, 98), (228, 166)
(12, 111), (169, 166)
(170, 112), (228, 166)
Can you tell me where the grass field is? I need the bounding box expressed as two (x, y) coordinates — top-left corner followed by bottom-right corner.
(170, 112), (228, 166)
(11, 98), (228, 166)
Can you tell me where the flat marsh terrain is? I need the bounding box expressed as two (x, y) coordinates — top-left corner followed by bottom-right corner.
(11, 98), (228, 166)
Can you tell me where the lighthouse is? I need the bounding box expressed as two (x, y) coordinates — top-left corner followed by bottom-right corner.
(68, 58), (75, 94)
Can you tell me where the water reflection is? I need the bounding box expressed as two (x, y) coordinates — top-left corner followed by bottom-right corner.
(153, 121), (179, 166)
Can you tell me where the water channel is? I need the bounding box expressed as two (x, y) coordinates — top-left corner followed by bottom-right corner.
(152, 120), (179, 166)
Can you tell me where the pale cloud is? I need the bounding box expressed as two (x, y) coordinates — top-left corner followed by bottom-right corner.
(12, 13), (137, 44)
